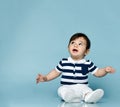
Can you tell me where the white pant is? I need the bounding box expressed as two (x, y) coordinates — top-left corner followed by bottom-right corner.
(58, 84), (93, 102)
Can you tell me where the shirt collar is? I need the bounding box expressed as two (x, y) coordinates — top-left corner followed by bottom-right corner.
(68, 57), (86, 64)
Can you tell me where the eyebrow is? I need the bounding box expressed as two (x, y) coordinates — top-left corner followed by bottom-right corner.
(71, 40), (85, 44)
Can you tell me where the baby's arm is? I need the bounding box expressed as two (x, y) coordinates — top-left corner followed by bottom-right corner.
(36, 69), (61, 84)
(94, 66), (115, 77)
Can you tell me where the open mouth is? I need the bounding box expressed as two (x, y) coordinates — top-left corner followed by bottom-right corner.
(72, 49), (78, 52)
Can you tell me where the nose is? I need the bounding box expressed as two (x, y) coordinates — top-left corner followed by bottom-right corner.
(74, 43), (78, 47)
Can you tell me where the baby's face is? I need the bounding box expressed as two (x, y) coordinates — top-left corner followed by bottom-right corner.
(68, 37), (89, 60)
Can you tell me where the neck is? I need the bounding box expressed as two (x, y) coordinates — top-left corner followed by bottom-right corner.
(71, 56), (84, 61)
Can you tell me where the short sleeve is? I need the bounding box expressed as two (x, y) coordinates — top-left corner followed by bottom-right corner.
(88, 60), (99, 75)
(55, 60), (63, 73)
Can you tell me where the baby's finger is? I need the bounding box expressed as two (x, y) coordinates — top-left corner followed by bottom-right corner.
(36, 79), (40, 84)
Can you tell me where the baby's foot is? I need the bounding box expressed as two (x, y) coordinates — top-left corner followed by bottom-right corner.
(84, 89), (104, 103)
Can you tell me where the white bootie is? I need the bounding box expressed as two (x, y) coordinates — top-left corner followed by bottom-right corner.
(84, 89), (104, 103)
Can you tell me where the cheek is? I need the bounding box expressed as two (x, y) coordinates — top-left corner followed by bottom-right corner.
(79, 48), (86, 53)
(68, 47), (70, 52)
(68, 47), (73, 54)
(68, 46), (71, 50)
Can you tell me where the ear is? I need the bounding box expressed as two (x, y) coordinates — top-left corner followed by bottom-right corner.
(85, 49), (90, 55)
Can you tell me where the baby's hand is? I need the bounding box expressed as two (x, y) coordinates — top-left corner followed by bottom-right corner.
(36, 74), (44, 84)
(105, 66), (115, 73)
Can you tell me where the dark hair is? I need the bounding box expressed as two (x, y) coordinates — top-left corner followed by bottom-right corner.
(68, 33), (91, 49)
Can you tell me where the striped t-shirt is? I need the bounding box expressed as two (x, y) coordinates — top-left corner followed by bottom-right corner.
(55, 57), (98, 85)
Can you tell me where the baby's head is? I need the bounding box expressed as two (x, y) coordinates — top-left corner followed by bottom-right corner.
(68, 33), (91, 50)
(68, 33), (91, 59)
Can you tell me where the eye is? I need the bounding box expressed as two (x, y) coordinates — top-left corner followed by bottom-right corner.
(79, 42), (82, 46)
(71, 41), (75, 44)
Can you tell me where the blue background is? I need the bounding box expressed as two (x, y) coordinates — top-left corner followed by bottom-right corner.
(0, 0), (120, 107)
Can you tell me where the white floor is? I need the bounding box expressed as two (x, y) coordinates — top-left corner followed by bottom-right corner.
(1, 93), (119, 107)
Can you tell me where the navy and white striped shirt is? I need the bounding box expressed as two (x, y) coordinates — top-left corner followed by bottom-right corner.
(55, 57), (98, 85)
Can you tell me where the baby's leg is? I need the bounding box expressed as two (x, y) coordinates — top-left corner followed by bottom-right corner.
(57, 85), (82, 102)
(71, 84), (93, 100)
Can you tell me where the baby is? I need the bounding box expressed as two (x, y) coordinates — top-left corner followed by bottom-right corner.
(36, 33), (115, 103)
